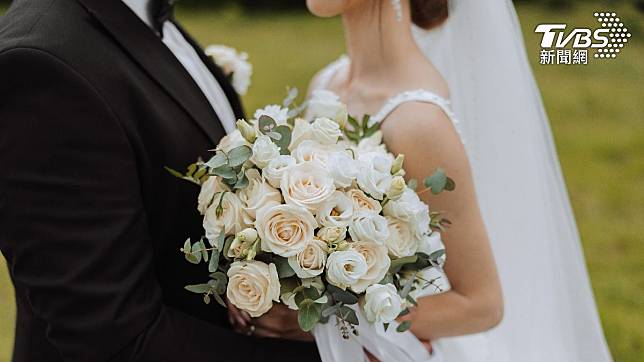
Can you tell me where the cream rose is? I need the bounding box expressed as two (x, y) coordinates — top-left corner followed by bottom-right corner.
(383, 188), (431, 240)
(281, 161), (335, 212)
(226, 260), (280, 317)
(357, 152), (394, 200)
(305, 89), (348, 127)
(263, 155), (296, 188)
(325, 250), (368, 290)
(316, 191), (353, 228)
(197, 176), (228, 215)
(327, 151), (359, 188)
(250, 134), (281, 168)
(362, 283), (404, 323)
(256, 204), (317, 257)
(311, 117), (342, 145)
(292, 140), (333, 168)
(289, 118), (314, 151)
(346, 189), (382, 214)
(203, 192), (246, 246)
(350, 241), (391, 293)
(385, 216), (420, 258)
(349, 211), (390, 245)
(317, 226), (347, 244)
(238, 169), (282, 224)
(218, 129), (250, 153)
(288, 238), (328, 279)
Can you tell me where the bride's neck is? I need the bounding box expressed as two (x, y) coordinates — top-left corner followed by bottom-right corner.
(341, 1), (424, 86)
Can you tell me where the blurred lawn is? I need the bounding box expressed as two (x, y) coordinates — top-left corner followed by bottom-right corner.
(1, 2), (643, 361)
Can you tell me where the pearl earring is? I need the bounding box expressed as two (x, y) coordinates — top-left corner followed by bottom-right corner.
(390, 0), (403, 22)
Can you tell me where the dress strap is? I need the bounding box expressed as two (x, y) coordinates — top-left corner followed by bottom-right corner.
(313, 55), (350, 92)
(369, 89), (464, 143)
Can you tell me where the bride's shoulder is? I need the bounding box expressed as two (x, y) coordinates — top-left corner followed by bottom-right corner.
(381, 101), (462, 152)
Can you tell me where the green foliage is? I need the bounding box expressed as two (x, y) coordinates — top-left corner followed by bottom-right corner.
(345, 115), (380, 143)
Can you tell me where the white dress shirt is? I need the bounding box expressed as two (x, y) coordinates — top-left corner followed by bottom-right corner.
(122, 0), (237, 134)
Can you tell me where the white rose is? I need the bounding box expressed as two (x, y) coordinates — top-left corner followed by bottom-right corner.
(317, 226), (347, 243)
(254, 104), (289, 126)
(226, 260), (280, 317)
(292, 140), (335, 168)
(263, 155), (296, 188)
(289, 118), (314, 151)
(383, 188), (431, 239)
(327, 151), (359, 188)
(205, 45), (252, 96)
(238, 169), (282, 224)
(385, 216), (419, 258)
(256, 204), (317, 257)
(305, 89), (348, 126)
(311, 117), (342, 145)
(325, 250), (368, 290)
(288, 238), (328, 279)
(349, 211), (390, 245)
(346, 189), (382, 214)
(203, 192), (246, 246)
(197, 176), (228, 215)
(357, 152), (394, 200)
(356, 130), (387, 156)
(281, 161), (335, 212)
(350, 242), (391, 293)
(316, 191), (354, 228)
(218, 129), (250, 153)
(362, 283), (404, 323)
(250, 135), (281, 168)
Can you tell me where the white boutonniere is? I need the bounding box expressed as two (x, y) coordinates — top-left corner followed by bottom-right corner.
(205, 44), (252, 96)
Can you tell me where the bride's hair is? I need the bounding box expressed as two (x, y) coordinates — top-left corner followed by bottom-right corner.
(410, 0), (449, 29)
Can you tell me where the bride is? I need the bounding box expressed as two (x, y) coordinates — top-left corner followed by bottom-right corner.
(301, 0), (613, 361)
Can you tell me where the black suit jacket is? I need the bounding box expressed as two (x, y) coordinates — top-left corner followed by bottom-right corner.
(0, 0), (319, 361)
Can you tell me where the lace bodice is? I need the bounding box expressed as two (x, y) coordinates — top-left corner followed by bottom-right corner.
(313, 56), (464, 142)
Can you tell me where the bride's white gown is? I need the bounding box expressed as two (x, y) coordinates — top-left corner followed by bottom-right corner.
(310, 1), (613, 356)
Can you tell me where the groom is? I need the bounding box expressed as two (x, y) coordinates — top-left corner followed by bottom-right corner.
(0, 0), (318, 361)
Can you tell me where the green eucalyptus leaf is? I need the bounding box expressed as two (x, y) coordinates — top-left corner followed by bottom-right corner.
(298, 300), (322, 332)
(228, 146), (252, 167)
(273, 257), (296, 279)
(208, 249), (219, 273)
(445, 177), (456, 191)
(327, 285), (359, 305)
(203, 294), (211, 304)
(182, 239), (192, 254)
(272, 125), (292, 155)
(338, 306), (359, 325)
(233, 174), (249, 189)
(389, 255), (418, 273)
(211, 165), (236, 179)
(424, 169), (447, 194)
(185, 253), (200, 264)
(396, 320), (412, 332)
(206, 152), (228, 169)
(258, 115), (277, 135)
(209, 272), (228, 295)
(184, 283), (210, 294)
(213, 293), (227, 307)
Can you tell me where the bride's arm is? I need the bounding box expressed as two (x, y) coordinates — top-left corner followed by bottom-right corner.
(381, 102), (503, 341)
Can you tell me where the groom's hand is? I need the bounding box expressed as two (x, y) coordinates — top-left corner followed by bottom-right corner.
(228, 301), (314, 341)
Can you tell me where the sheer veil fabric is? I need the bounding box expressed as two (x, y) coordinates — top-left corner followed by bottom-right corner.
(413, 0), (612, 360)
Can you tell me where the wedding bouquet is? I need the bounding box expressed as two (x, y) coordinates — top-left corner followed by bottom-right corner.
(168, 89), (452, 337)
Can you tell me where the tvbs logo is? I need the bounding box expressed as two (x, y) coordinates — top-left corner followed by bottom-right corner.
(535, 12), (631, 65)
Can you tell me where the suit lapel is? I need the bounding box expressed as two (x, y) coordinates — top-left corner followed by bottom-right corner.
(74, 0), (226, 145)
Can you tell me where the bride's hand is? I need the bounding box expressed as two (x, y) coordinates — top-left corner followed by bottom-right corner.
(227, 301), (314, 341)
(397, 308), (433, 355)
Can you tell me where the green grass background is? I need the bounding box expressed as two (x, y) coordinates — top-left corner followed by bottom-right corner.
(1, 2), (643, 360)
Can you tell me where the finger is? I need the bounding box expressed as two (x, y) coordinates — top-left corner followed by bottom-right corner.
(252, 326), (281, 339)
(228, 302), (249, 328)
